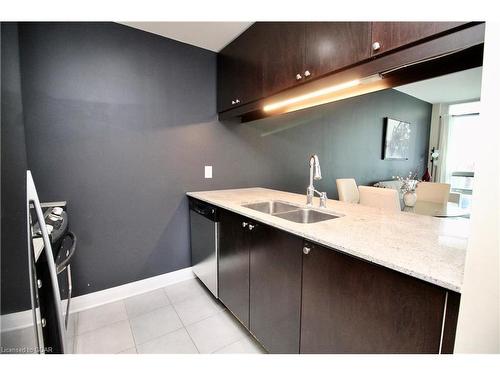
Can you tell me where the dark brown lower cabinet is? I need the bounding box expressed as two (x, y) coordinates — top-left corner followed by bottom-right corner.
(218, 210), (250, 328)
(249, 224), (303, 353)
(217, 208), (460, 354)
(300, 242), (450, 354)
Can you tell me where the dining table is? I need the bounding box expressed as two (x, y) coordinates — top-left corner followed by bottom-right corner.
(402, 200), (470, 218)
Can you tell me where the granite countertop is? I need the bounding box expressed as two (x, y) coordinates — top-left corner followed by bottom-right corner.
(187, 187), (469, 293)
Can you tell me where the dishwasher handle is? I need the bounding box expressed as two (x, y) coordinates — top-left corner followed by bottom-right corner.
(192, 206), (214, 216)
(189, 199), (218, 221)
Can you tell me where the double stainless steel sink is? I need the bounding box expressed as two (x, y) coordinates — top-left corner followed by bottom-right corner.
(241, 200), (341, 224)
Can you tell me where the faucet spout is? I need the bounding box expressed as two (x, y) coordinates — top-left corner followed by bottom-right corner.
(310, 154), (322, 182)
(307, 155), (326, 207)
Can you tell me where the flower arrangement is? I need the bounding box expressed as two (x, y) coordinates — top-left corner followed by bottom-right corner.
(393, 170), (420, 194)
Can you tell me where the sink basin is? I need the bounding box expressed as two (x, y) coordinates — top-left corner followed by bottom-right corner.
(274, 208), (341, 224)
(242, 200), (342, 224)
(242, 200), (300, 215)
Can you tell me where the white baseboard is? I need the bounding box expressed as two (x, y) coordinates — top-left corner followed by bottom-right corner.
(1, 267), (195, 333)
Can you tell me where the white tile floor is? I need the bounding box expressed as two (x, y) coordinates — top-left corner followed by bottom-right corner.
(1, 278), (267, 354)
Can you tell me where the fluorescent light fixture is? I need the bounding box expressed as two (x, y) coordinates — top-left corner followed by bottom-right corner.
(262, 74), (383, 113)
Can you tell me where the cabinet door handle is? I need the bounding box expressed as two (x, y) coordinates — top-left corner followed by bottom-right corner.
(296, 73), (303, 80)
(235, 99), (240, 104)
(304, 70), (311, 77)
(248, 224), (255, 231)
(372, 41), (381, 51)
(303, 246), (311, 255)
(242, 222), (248, 228)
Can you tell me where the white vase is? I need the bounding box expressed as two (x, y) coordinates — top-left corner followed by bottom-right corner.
(403, 191), (417, 207)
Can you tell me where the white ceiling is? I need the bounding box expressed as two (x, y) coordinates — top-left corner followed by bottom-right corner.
(119, 22), (253, 52)
(395, 67), (483, 104)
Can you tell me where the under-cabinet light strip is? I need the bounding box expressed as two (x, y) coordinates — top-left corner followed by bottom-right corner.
(263, 79), (360, 112)
(262, 74), (382, 113)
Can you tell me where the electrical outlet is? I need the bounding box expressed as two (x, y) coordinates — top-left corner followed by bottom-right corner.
(204, 165), (212, 179)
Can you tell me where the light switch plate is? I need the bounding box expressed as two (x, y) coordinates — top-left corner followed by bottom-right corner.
(204, 165), (212, 179)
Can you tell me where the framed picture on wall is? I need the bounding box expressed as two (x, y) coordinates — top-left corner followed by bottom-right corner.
(382, 118), (411, 160)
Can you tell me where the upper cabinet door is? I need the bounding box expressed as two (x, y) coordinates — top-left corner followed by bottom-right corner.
(259, 22), (306, 97)
(305, 22), (371, 80)
(371, 22), (468, 56)
(217, 25), (264, 113)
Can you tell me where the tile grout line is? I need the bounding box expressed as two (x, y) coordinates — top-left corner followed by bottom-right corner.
(75, 289), (172, 351)
(128, 305), (184, 350)
(75, 316), (130, 338)
(131, 325), (202, 354)
(162, 289), (206, 306)
(167, 290), (201, 353)
(75, 300), (128, 337)
(74, 285), (192, 353)
(178, 325), (201, 354)
(75, 282), (229, 354)
(181, 308), (247, 354)
(163, 285), (226, 327)
(210, 336), (246, 354)
(125, 299), (172, 321)
(182, 307), (228, 329)
(73, 318), (134, 354)
(127, 318), (139, 354)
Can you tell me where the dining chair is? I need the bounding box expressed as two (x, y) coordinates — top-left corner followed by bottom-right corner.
(336, 178), (360, 203)
(358, 186), (401, 212)
(448, 191), (461, 205)
(416, 182), (451, 204)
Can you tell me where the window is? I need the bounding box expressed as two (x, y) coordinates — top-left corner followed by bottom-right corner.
(444, 101), (480, 209)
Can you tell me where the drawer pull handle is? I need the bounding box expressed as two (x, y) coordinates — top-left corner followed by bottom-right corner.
(303, 246), (311, 255)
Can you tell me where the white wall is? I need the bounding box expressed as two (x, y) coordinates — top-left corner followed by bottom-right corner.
(454, 21), (500, 353)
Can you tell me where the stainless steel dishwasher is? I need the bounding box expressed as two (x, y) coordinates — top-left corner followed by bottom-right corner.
(189, 198), (219, 298)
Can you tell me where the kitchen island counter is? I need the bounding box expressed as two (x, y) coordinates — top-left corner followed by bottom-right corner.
(187, 187), (469, 292)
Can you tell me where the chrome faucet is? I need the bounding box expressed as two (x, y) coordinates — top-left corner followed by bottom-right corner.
(306, 154), (328, 208)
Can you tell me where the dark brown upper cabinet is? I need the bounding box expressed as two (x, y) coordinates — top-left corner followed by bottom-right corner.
(260, 22), (372, 97)
(304, 22), (371, 80)
(370, 22), (468, 56)
(217, 25), (264, 113)
(259, 22), (306, 98)
(217, 21), (483, 120)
